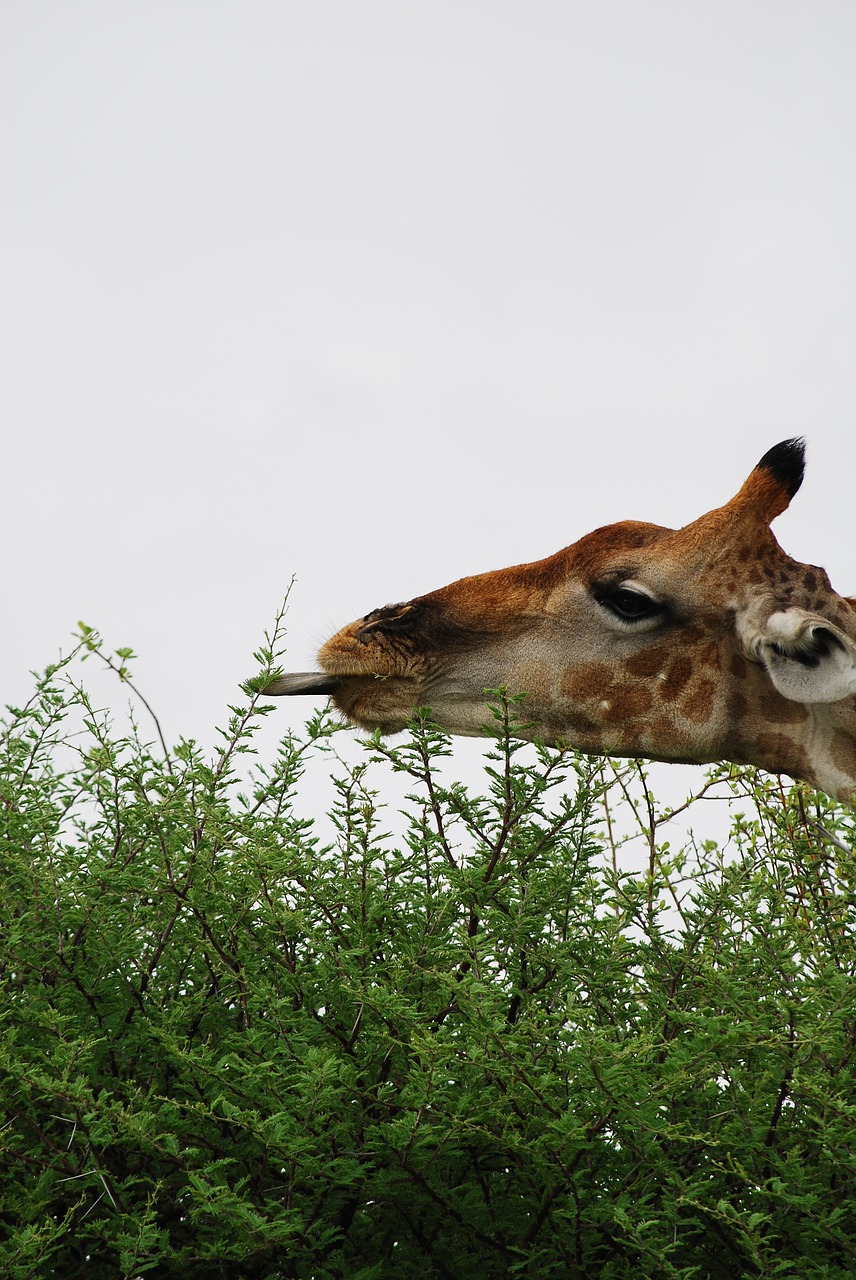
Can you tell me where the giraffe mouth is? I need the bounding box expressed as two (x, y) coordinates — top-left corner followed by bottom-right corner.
(260, 670), (417, 696)
(258, 669), (428, 735)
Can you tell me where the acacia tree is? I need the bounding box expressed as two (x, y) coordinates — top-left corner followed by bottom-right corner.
(1, 617), (855, 1279)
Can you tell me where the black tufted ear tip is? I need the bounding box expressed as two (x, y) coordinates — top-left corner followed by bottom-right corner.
(755, 438), (806, 500)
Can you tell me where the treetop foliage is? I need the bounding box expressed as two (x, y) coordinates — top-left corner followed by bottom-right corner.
(1, 610), (855, 1278)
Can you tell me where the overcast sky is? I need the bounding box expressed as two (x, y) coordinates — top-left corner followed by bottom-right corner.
(3, 2), (855, 810)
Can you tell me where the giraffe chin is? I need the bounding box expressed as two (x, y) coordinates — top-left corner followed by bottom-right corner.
(261, 669), (423, 734)
(327, 673), (426, 735)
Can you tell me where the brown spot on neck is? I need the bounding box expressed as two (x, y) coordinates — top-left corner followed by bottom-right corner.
(830, 730), (856, 784)
(752, 732), (812, 782)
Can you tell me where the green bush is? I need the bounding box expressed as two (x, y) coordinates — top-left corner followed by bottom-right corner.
(1, 618), (855, 1279)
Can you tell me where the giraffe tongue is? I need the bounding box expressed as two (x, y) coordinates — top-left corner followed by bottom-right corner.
(261, 672), (342, 696)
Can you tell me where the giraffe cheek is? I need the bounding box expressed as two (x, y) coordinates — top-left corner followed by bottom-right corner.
(625, 644), (672, 679)
(559, 662), (614, 700)
(680, 679), (717, 725)
(598, 686), (655, 724)
(661, 656), (693, 702)
(643, 714), (694, 755)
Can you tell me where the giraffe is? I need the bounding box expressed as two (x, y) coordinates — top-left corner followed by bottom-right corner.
(266, 440), (856, 803)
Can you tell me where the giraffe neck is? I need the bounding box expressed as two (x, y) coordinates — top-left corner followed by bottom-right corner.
(734, 696), (856, 803)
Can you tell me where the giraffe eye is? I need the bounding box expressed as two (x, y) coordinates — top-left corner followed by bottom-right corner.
(594, 584), (663, 623)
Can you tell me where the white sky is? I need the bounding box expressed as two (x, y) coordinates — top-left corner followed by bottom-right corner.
(3, 2), (855, 815)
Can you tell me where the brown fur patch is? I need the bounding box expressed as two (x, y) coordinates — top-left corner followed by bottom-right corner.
(830, 731), (856, 782)
(625, 645), (672, 679)
(698, 642), (721, 671)
(646, 714), (692, 753)
(763, 699), (810, 726)
(662, 656), (693, 701)
(727, 691), (749, 721)
(754, 733), (811, 779)
(569, 521), (671, 578)
(601, 686), (655, 723)
(681, 679), (716, 724)
(730, 653), (748, 679)
(560, 663), (613, 700)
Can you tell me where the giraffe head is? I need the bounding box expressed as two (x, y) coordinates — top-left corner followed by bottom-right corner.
(267, 440), (856, 802)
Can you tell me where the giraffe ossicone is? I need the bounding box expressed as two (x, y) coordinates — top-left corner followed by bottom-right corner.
(267, 439), (856, 803)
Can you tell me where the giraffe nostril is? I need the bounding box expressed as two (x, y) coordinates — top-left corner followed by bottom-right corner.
(359, 603), (412, 634)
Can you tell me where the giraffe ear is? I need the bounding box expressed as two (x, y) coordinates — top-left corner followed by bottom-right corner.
(758, 609), (856, 704)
